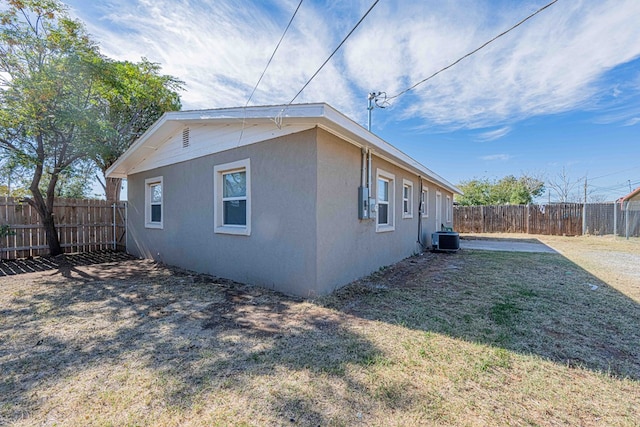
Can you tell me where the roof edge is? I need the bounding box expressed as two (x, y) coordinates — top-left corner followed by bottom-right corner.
(106, 103), (461, 194)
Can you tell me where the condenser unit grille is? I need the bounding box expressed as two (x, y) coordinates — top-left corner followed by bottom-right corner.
(432, 231), (460, 252)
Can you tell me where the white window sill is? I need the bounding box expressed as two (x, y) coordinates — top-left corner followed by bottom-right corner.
(402, 213), (413, 219)
(215, 225), (250, 236)
(145, 222), (163, 229)
(375, 225), (395, 233)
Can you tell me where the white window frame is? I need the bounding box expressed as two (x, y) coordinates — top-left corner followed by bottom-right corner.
(376, 168), (395, 232)
(446, 195), (453, 223)
(145, 176), (163, 229)
(402, 179), (413, 219)
(421, 188), (429, 218)
(214, 158), (251, 236)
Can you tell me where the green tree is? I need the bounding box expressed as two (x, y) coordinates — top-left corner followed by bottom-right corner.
(50, 159), (96, 198)
(491, 175), (545, 205)
(456, 178), (493, 206)
(456, 175), (545, 206)
(93, 59), (182, 202)
(0, 154), (31, 197)
(0, 0), (104, 255)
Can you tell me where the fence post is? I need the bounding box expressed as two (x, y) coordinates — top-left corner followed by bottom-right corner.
(613, 201), (617, 236)
(625, 201), (630, 240)
(482, 206), (486, 233)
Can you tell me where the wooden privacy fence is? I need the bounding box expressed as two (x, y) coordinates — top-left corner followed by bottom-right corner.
(454, 203), (640, 237)
(0, 197), (126, 260)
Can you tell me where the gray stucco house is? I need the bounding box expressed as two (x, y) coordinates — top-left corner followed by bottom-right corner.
(107, 103), (461, 296)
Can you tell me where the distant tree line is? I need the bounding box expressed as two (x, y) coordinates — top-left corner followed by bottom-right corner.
(455, 175), (545, 206)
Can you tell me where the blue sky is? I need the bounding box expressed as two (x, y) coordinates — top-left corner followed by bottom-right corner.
(64, 0), (640, 202)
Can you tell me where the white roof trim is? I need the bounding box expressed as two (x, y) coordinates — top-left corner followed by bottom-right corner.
(106, 103), (461, 194)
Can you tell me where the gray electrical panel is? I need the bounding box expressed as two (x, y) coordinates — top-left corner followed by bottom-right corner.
(358, 186), (369, 219)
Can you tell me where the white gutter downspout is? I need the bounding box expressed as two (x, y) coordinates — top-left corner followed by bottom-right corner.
(361, 148), (366, 188)
(367, 149), (372, 192)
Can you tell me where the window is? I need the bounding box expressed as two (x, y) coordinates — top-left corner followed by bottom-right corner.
(421, 188), (429, 217)
(145, 177), (163, 229)
(214, 159), (251, 235)
(376, 169), (395, 232)
(446, 195), (452, 223)
(402, 179), (413, 219)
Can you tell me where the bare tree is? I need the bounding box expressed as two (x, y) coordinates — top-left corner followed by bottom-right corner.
(588, 193), (608, 203)
(547, 167), (584, 203)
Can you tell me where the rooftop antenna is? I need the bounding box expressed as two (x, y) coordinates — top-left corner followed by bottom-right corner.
(367, 91), (388, 131)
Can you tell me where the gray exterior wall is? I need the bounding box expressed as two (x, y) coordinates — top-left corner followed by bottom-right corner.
(314, 129), (454, 292)
(127, 127), (455, 296)
(127, 129), (320, 296)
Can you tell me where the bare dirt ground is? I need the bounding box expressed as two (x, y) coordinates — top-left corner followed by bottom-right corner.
(1, 237), (639, 426)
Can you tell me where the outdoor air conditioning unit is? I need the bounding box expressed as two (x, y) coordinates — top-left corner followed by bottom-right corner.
(432, 231), (460, 252)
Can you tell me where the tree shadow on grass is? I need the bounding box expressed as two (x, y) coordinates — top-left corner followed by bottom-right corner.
(0, 261), (388, 426)
(323, 249), (640, 381)
(3, 248), (639, 425)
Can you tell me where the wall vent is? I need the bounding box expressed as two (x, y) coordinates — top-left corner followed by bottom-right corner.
(182, 128), (190, 148)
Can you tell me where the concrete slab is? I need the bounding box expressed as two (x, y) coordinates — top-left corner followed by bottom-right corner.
(460, 239), (557, 253)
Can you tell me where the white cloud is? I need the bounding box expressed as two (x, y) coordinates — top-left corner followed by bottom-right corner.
(68, 0), (360, 114)
(395, 0), (640, 128)
(624, 117), (640, 126)
(480, 154), (511, 161)
(477, 126), (511, 141)
(66, 0), (640, 129)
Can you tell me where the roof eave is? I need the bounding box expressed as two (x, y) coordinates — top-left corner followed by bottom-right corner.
(621, 187), (640, 202)
(105, 103), (461, 194)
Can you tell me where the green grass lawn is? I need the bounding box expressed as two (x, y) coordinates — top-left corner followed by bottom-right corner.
(1, 238), (639, 426)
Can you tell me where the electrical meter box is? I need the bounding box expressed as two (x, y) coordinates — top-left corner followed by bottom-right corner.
(358, 186), (369, 219)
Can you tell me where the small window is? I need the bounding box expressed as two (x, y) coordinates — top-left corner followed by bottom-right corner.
(421, 188), (429, 217)
(215, 159), (251, 235)
(145, 177), (163, 229)
(402, 179), (413, 219)
(376, 168), (395, 232)
(446, 195), (452, 223)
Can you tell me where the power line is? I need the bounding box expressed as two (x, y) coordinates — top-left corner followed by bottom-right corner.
(588, 166), (640, 181)
(589, 180), (640, 192)
(387, 0), (560, 102)
(238, 0), (304, 144)
(285, 0), (380, 106)
(244, 0), (304, 107)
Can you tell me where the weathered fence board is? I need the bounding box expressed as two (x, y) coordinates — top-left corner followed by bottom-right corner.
(454, 202), (639, 237)
(0, 197), (126, 260)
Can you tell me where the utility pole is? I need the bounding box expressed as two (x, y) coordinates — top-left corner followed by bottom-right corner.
(367, 92), (387, 131)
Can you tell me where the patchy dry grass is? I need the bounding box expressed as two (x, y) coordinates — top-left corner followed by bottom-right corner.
(1, 237), (639, 426)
